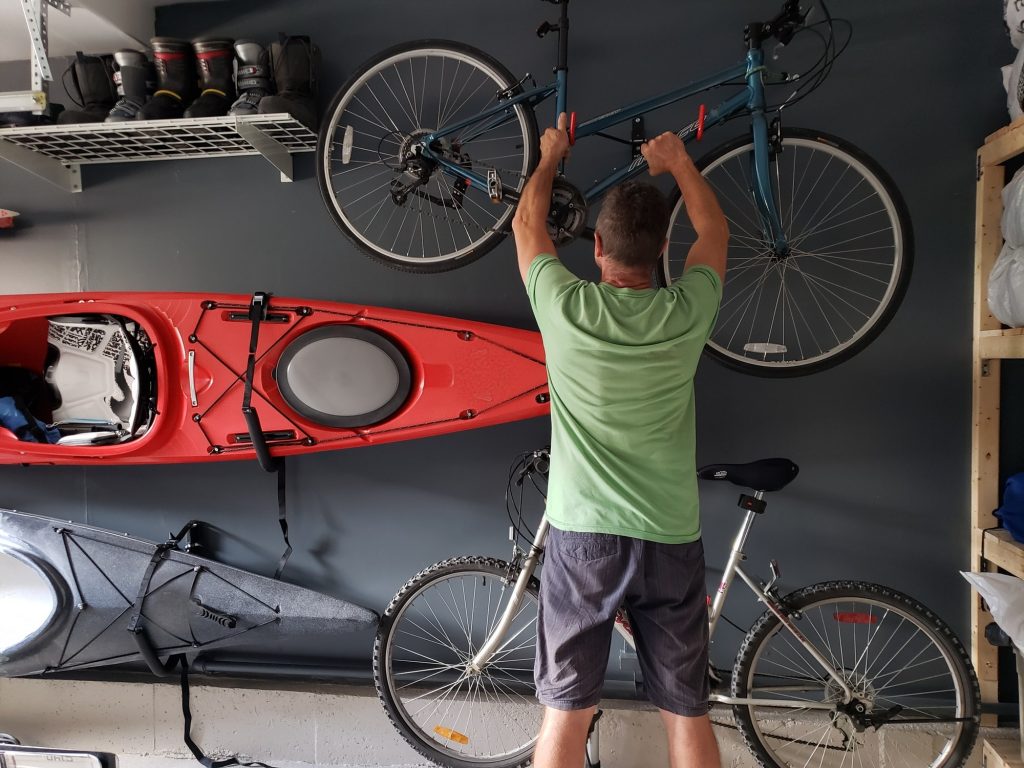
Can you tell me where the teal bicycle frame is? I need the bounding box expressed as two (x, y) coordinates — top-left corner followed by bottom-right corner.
(419, 47), (790, 254)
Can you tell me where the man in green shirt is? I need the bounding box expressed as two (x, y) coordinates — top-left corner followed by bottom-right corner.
(512, 114), (727, 768)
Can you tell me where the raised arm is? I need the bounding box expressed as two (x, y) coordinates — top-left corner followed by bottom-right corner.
(642, 132), (728, 283)
(512, 113), (571, 283)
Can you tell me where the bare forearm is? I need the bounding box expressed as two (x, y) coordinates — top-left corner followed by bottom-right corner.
(670, 157), (728, 242)
(514, 158), (558, 233)
(512, 158), (560, 281)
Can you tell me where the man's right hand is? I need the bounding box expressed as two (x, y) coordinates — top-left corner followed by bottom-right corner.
(641, 132), (692, 177)
(539, 112), (571, 169)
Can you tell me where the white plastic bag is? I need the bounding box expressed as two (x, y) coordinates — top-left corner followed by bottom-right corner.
(1003, 167), (1024, 247)
(962, 571), (1024, 654)
(1008, 0), (1024, 49)
(989, 243), (1024, 326)
(1004, 45), (1024, 121)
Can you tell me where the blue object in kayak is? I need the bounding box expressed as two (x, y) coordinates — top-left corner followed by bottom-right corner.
(0, 396), (59, 443)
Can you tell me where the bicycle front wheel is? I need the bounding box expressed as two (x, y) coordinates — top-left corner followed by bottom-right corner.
(661, 129), (913, 376)
(731, 581), (979, 768)
(317, 41), (539, 273)
(374, 556), (542, 768)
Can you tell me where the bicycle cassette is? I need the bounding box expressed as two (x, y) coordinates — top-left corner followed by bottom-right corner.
(546, 178), (588, 245)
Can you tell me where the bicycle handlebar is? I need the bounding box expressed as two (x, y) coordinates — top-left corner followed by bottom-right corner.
(748, 0), (808, 48)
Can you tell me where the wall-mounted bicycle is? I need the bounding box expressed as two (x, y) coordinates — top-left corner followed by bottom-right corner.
(316, 0), (913, 376)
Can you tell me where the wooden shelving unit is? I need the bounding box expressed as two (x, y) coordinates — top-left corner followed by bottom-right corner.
(973, 117), (1024, 762)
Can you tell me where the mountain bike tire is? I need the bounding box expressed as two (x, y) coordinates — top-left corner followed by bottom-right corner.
(374, 556), (542, 768)
(661, 128), (913, 376)
(731, 581), (979, 768)
(317, 41), (539, 273)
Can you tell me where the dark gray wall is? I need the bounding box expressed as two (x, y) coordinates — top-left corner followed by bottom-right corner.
(0, 0), (1017, 683)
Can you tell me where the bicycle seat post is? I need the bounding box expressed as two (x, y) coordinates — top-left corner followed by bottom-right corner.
(709, 490), (766, 636)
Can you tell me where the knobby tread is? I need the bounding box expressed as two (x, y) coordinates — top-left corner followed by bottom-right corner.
(373, 556), (540, 768)
(730, 580), (980, 768)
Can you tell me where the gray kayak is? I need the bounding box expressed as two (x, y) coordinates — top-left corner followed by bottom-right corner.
(0, 508), (378, 677)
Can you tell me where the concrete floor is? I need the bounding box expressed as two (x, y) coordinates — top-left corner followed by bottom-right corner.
(0, 677), (1007, 767)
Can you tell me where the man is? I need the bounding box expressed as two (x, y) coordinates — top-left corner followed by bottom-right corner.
(511, 113), (728, 768)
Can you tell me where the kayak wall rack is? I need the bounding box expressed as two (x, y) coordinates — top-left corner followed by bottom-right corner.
(0, 113), (317, 192)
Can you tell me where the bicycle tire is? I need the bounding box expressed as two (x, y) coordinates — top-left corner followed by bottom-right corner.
(660, 128), (914, 376)
(374, 556), (542, 768)
(317, 41), (539, 274)
(731, 581), (979, 768)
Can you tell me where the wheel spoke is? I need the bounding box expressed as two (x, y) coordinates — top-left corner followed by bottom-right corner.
(663, 135), (908, 372)
(379, 562), (541, 763)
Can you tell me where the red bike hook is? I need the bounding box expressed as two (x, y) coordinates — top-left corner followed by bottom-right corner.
(568, 111), (578, 145)
(697, 104), (707, 141)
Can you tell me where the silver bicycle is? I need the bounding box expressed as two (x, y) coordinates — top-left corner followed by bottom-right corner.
(373, 448), (979, 768)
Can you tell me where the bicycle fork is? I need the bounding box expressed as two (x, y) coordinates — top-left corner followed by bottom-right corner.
(469, 518), (549, 673)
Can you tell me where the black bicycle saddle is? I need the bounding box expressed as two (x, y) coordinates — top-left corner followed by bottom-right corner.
(697, 458), (799, 492)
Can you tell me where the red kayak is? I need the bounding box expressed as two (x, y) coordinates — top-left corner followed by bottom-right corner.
(0, 292), (549, 465)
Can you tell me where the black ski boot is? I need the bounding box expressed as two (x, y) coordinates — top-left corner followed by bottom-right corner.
(228, 40), (273, 116)
(258, 35), (320, 130)
(106, 50), (154, 122)
(57, 52), (117, 124)
(184, 38), (235, 118)
(137, 38), (196, 120)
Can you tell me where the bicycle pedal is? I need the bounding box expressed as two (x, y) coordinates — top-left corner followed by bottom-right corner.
(487, 169), (502, 203)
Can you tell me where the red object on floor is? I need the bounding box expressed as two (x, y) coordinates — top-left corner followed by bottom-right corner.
(0, 209), (19, 229)
(0, 292), (549, 465)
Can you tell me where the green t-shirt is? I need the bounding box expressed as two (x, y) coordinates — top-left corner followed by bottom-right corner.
(527, 254), (722, 544)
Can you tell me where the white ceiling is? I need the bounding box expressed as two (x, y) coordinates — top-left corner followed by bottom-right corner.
(0, 0), (222, 64)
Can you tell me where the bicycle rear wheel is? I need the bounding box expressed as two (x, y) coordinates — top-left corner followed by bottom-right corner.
(374, 556), (541, 768)
(660, 128), (913, 376)
(317, 41), (538, 273)
(731, 581), (979, 768)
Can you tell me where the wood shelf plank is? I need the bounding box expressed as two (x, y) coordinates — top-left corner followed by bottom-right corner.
(985, 529), (1024, 579)
(983, 738), (1024, 768)
(982, 118), (1024, 166)
(980, 329), (1024, 359)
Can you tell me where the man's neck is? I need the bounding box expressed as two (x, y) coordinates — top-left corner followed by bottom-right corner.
(600, 266), (653, 290)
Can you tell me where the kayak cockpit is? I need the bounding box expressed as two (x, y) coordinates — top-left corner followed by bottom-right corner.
(0, 314), (157, 448)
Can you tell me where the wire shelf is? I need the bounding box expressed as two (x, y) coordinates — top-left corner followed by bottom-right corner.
(0, 113), (317, 190)
(0, 113), (315, 163)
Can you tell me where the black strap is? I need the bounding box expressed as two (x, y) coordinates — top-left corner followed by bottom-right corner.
(274, 460), (292, 580)
(176, 655), (275, 768)
(242, 293), (290, 580)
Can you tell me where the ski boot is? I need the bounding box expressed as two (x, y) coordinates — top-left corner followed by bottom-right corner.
(184, 38), (235, 118)
(137, 38), (196, 120)
(228, 40), (273, 116)
(106, 49), (154, 122)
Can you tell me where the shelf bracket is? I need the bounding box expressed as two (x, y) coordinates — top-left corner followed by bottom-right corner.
(0, 138), (81, 192)
(235, 118), (294, 182)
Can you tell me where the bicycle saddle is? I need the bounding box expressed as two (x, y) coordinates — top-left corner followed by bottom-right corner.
(697, 458), (799, 492)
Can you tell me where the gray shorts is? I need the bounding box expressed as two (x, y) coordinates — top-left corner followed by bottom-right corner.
(534, 526), (710, 716)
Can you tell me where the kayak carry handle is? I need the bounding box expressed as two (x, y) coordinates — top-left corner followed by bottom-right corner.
(243, 405), (279, 473)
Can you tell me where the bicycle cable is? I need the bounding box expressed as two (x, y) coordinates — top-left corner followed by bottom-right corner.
(768, 0), (852, 114)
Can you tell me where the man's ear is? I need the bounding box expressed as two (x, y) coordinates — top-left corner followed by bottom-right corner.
(595, 231), (604, 263)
